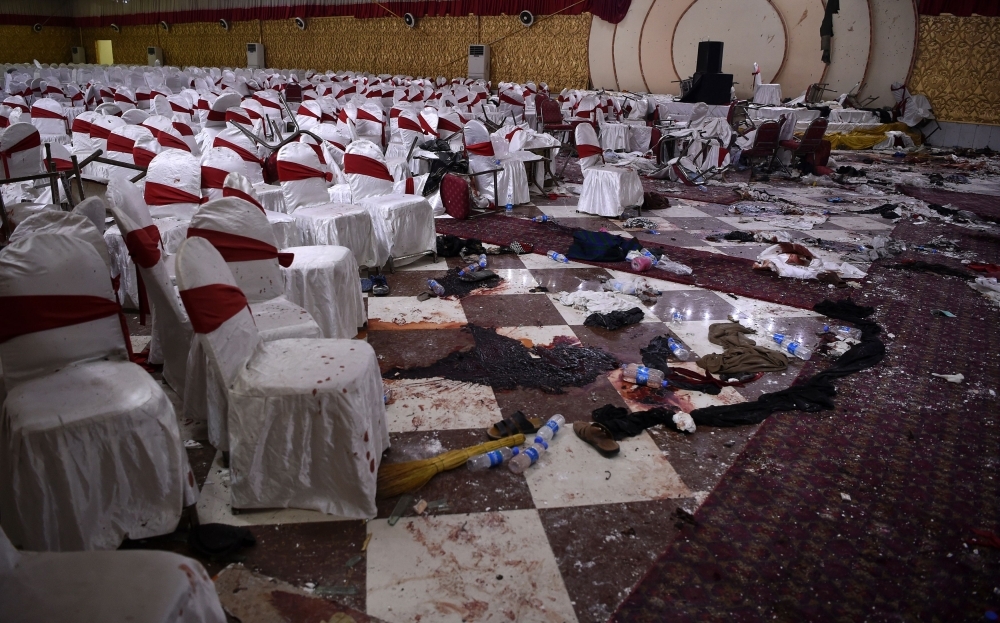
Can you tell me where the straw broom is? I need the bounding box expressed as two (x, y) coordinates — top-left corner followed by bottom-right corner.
(376, 434), (525, 499)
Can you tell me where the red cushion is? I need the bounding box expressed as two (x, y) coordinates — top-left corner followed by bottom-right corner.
(779, 139), (800, 150)
(441, 173), (471, 220)
(544, 123), (575, 131)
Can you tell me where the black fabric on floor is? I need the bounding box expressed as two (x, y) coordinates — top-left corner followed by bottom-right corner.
(187, 523), (256, 559)
(855, 203), (901, 219)
(689, 299), (885, 427)
(640, 335), (724, 395)
(566, 230), (642, 262)
(592, 404), (682, 439)
(723, 231), (757, 242)
(884, 260), (973, 279)
(436, 235), (485, 258)
(583, 307), (645, 330)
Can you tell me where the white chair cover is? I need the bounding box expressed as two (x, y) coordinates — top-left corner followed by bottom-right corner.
(0, 527), (226, 623)
(144, 149), (202, 219)
(175, 236), (388, 516)
(212, 126), (264, 184)
(0, 233), (195, 551)
(0, 123), (41, 181)
(28, 98), (68, 144)
(576, 123), (643, 217)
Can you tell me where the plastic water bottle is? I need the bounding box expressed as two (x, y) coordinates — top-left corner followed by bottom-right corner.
(822, 324), (862, 340)
(458, 263), (481, 277)
(607, 279), (637, 295)
(621, 363), (670, 389)
(531, 215), (550, 223)
(529, 414), (566, 443)
(670, 311), (684, 324)
(508, 441), (548, 474)
(667, 337), (691, 361)
(547, 250), (569, 263)
(478, 254), (488, 269)
(773, 333), (813, 360)
(427, 279), (445, 297)
(656, 259), (694, 276)
(505, 182), (514, 217)
(467, 446), (519, 471)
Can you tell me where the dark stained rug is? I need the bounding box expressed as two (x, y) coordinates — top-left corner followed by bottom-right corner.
(610, 219), (1000, 622)
(898, 184), (1000, 223)
(436, 215), (843, 311)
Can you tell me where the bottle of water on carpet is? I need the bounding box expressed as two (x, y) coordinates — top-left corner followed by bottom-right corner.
(458, 262), (480, 277)
(667, 337), (691, 361)
(773, 333), (813, 360)
(467, 447), (519, 471)
(478, 254), (488, 269)
(547, 250), (569, 263)
(621, 363), (670, 389)
(529, 414), (566, 443)
(821, 324), (862, 340)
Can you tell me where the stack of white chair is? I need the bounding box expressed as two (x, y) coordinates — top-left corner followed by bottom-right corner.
(464, 119), (530, 206)
(0, 231), (196, 551)
(574, 122), (644, 217)
(175, 235), (388, 518)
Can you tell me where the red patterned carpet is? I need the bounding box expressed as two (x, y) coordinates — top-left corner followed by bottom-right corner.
(898, 184), (1000, 223)
(611, 219), (1000, 622)
(436, 215), (841, 310)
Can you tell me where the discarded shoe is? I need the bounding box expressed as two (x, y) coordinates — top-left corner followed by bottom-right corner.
(371, 274), (390, 296)
(573, 421), (620, 457)
(487, 411), (543, 440)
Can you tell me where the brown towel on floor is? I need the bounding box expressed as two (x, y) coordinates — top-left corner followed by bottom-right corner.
(695, 322), (789, 374)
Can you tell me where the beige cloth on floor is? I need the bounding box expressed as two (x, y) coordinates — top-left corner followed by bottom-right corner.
(695, 322), (789, 374)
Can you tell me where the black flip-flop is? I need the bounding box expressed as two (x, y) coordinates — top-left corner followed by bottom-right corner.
(487, 410), (543, 440)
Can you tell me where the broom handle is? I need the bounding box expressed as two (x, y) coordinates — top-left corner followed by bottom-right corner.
(437, 434), (525, 461)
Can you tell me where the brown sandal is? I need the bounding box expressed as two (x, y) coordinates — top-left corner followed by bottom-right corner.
(573, 422), (620, 457)
(487, 411), (543, 440)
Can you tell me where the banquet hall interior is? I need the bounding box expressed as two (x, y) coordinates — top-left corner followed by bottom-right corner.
(1, 0), (999, 621)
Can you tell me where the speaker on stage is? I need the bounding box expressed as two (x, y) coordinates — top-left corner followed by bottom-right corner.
(696, 41), (724, 74)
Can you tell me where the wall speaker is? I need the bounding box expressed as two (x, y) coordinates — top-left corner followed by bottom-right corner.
(32, 23), (43, 33)
(159, 21), (169, 32)
(219, 19), (230, 31)
(403, 13), (416, 28)
(519, 10), (535, 27)
(294, 17), (306, 30)
(110, 23), (120, 33)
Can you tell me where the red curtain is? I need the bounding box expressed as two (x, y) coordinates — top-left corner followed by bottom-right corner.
(918, 0), (1000, 16)
(4, 0), (632, 28)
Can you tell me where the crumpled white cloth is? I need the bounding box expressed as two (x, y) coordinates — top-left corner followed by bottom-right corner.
(578, 165), (644, 217)
(557, 290), (646, 314)
(755, 244), (867, 280)
(969, 277), (1000, 307)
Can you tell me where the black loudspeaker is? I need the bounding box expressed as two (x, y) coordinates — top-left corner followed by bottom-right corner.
(680, 73), (733, 105)
(696, 41), (724, 74)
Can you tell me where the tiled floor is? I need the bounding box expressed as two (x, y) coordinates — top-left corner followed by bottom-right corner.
(127, 154), (1000, 622)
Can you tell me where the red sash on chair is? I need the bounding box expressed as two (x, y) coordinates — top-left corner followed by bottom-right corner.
(134, 147), (157, 168)
(418, 115), (438, 137)
(466, 141), (495, 157)
(89, 123), (111, 141)
(179, 284), (251, 334)
(169, 102), (193, 116)
(148, 128), (191, 152)
(31, 106), (66, 121)
(187, 228), (293, 267)
(144, 181), (201, 206)
(214, 137), (260, 164)
(343, 153), (393, 181)
(277, 158), (333, 183)
(222, 186), (266, 213)
(0, 295), (122, 343)
(438, 118), (462, 134)
(107, 133), (136, 156)
(297, 105), (321, 120)
(397, 116), (422, 133)
(226, 110), (253, 125)
(499, 92), (524, 108)
(122, 224), (163, 325)
(1, 131), (42, 178)
(200, 166), (230, 192)
(577, 144), (603, 159)
(114, 93), (136, 105)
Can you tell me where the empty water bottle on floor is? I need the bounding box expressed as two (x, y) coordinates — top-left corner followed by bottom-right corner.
(458, 263), (480, 277)
(621, 363), (670, 389)
(773, 333), (813, 360)
(467, 446), (519, 471)
(505, 184), (514, 217)
(478, 254), (488, 268)
(655, 258), (694, 276)
(427, 279), (445, 297)
(547, 250), (569, 263)
(508, 440), (548, 474)
(821, 324), (862, 340)
(606, 279), (638, 295)
(667, 337), (691, 361)
(531, 215), (550, 223)
(670, 311), (683, 324)
(530, 414), (566, 443)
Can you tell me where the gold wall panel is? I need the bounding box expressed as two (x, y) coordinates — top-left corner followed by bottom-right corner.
(158, 20), (262, 69)
(480, 15), (591, 90)
(4, 14), (591, 91)
(909, 16), (1000, 126)
(0, 25), (78, 65)
(80, 25), (160, 67)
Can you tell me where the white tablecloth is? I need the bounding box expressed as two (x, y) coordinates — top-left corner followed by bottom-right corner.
(752, 84), (782, 107)
(599, 122), (631, 151)
(657, 102), (730, 123)
(281, 245), (366, 340)
(749, 107), (820, 141)
(829, 109), (879, 124)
